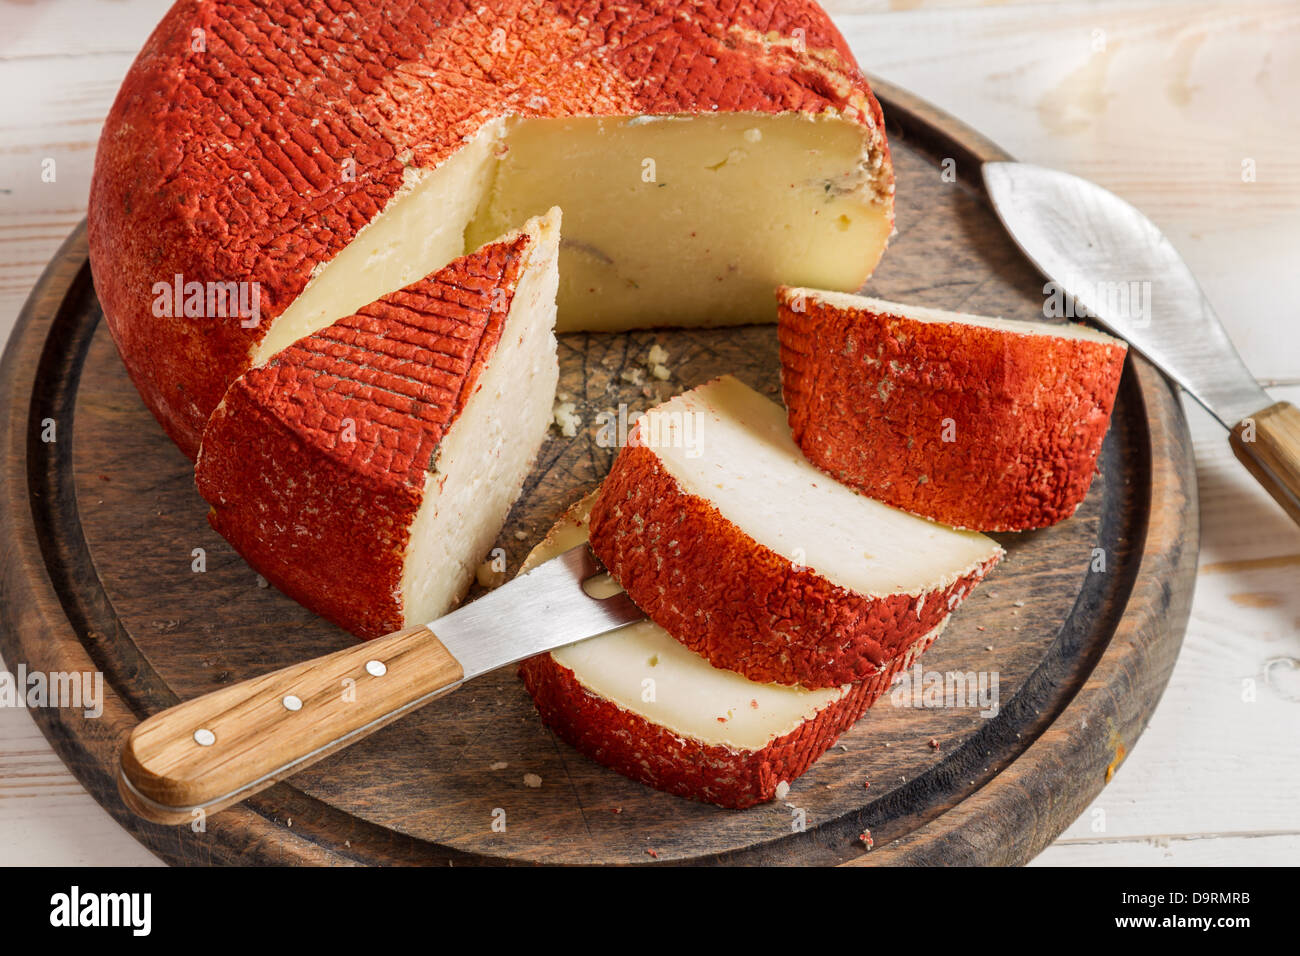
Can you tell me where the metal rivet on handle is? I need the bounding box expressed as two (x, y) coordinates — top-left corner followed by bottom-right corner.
(365, 660), (387, 677)
(193, 728), (216, 746)
(283, 695), (303, 712)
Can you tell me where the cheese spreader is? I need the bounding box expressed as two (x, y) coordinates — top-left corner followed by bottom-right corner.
(983, 162), (1300, 525)
(118, 543), (643, 825)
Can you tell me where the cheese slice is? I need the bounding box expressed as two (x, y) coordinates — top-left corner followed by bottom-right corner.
(89, 0), (895, 458)
(778, 288), (1129, 531)
(518, 495), (945, 809)
(195, 211), (561, 638)
(589, 376), (1002, 688)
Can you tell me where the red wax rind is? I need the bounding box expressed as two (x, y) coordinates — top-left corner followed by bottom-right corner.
(778, 288), (1128, 531)
(90, 0), (893, 457)
(195, 235), (528, 638)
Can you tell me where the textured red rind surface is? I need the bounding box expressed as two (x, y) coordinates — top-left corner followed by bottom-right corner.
(778, 289), (1129, 531)
(194, 235), (529, 638)
(88, 0), (893, 458)
(589, 443), (998, 688)
(520, 628), (939, 809)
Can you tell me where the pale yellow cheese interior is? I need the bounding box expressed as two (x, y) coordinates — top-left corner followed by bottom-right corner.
(521, 497), (850, 752)
(252, 112), (890, 365)
(253, 123), (505, 364)
(643, 376), (1002, 597)
(467, 113), (891, 331)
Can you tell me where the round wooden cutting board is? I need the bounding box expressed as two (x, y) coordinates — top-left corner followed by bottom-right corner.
(0, 80), (1197, 866)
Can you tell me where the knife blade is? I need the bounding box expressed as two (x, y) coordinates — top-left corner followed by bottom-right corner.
(434, 542), (643, 680)
(118, 544), (644, 824)
(983, 160), (1300, 523)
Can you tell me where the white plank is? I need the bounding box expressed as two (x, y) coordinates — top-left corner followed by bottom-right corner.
(0, 0), (168, 60)
(1033, 832), (1300, 865)
(1051, 386), (1300, 849)
(835, 1), (1300, 381)
(0, 53), (137, 346)
(0, 0), (1217, 62)
(0, 700), (161, 865)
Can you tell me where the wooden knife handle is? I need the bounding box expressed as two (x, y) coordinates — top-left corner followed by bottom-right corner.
(118, 624), (463, 825)
(1231, 401), (1300, 526)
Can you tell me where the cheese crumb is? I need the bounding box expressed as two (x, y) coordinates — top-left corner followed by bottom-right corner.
(490, 761), (508, 771)
(646, 344), (671, 380)
(552, 400), (582, 437)
(523, 773), (543, 788)
(476, 561), (505, 589)
(774, 780), (790, 800)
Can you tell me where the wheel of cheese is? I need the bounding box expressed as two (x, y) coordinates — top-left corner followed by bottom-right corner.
(588, 376), (1002, 688)
(89, 0), (895, 458)
(195, 210), (561, 638)
(518, 494), (946, 809)
(778, 288), (1129, 531)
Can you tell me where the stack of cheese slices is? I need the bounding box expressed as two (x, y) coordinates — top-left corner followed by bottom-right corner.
(524, 297), (1125, 805)
(89, 0), (1128, 808)
(522, 376), (1004, 808)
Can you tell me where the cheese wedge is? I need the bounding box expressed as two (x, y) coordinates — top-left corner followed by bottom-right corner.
(519, 495), (946, 809)
(89, 0), (895, 458)
(195, 211), (561, 638)
(589, 376), (1002, 688)
(778, 288), (1129, 531)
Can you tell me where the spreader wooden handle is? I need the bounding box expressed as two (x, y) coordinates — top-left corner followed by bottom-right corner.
(1231, 401), (1300, 526)
(118, 625), (463, 825)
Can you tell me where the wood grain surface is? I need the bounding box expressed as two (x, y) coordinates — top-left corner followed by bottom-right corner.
(1231, 401), (1300, 525)
(0, 79), (1199, 864)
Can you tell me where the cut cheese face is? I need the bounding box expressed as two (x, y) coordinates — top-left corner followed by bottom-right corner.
(400, 213), (561, 627)
(89, 0), (895, 458)
(520, 502), (843, 751)
(261, 112), (888, 362)
(467, 113), (891, 331)
(647, 375), (997, 596)
(589, 376), (1002, 688)
(556, 625), (841, 751)
(519, 495), (945, 808)
(778, 288), (1129, 531)
(252, 124), (506, 366)
(195, 211), (561, 639)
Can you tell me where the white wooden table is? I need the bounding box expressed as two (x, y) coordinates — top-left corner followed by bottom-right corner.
(1, 0), (1297, 866)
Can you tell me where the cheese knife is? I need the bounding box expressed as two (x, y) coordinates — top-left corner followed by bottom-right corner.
(118, 543), (643, 825)
(983, 161), (1300, 525)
